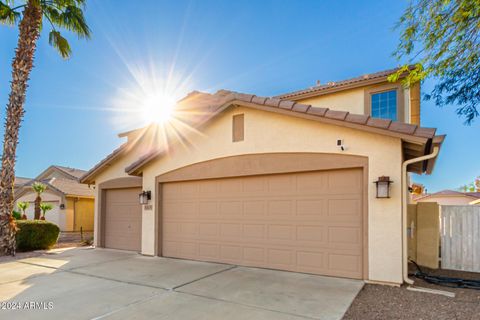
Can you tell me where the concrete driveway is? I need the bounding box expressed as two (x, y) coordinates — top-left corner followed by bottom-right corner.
(0, 247), (363, 320)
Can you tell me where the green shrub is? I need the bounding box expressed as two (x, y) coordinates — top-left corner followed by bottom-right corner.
(12, 210), (21, 220)
(16, 220), (60, 251)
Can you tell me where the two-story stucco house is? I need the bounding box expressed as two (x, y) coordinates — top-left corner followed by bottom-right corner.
(81, 67), (445, 285)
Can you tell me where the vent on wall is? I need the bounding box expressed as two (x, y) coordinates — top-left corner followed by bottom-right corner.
(232, 114), (244, 142)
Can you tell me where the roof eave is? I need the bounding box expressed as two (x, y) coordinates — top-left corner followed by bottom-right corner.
(80, 144), (128, 185)
(125, 98), (436, 175)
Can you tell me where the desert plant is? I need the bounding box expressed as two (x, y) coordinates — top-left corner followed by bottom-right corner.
(32, 182), (47, 220)
(16, 201), (29, 218)
(11, 210), (21, 220)
(15, 220), (59, 251)
(0, 0), (91, 256)
(39, 202), (53, 220)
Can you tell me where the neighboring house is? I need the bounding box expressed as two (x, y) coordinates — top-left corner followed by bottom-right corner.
(81, 67), (445, 285)
(413, 190), (480, 205)
(14, 176), (31, 193)
(15, 165), (95, 232)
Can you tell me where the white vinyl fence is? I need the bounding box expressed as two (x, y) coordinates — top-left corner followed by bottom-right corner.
(441, 205), (480, 272)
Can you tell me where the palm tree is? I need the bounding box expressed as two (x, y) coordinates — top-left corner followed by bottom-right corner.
(0, 0), (90, 256)
(16, 201), (29, 219)
(39, 202), (53, 220)
(31, 182), (46, 220)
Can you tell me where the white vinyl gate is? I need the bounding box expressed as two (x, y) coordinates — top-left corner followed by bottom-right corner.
(441, 205), (480, 272)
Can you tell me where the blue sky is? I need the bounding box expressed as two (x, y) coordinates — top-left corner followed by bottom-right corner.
(0, 0), (478, 192)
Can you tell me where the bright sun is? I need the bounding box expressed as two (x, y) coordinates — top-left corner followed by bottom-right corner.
(141, 93), (176, 125)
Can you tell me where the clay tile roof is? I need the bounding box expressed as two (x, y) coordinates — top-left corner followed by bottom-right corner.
(234, 93), (254, 102)
(85, 83), (443, 179)
(264, 98), (282, 108)
(307, 107), (328, 116)
(80, 143), (128, 184)
(251, 96), (267, 105)
(389, 122), (417, 135)
(14, 176), (31, 187)
(416, 190), (480, 201)
(277, 66), (413, 100)
(292, 103), (310, 113)
(324, 109), (348, 121)
(345, 114), (369, 125)
(366, 118), (392, 129)
(278, 100), (296, 110)
(53, 165), (87, 180)
(48, 178), (94, 197)
(414, 127), (437, 138)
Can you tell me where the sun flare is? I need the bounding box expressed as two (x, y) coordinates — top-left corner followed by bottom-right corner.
(141, 93), (177, 125)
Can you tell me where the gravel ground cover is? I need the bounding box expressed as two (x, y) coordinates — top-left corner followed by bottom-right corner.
(344, 266), (480, 320)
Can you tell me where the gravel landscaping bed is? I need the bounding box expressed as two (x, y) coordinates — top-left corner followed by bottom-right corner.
(344, 266), (480, 320)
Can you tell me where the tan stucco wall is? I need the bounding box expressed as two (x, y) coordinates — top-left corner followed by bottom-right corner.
(139, 106), (404, 284)
(298, 87), (365, 114)
(297, 83), (415, 125)
(416, 195), (477, 206)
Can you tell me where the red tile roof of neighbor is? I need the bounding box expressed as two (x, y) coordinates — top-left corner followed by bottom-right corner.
(414, 190), (480, 201)
(16, 167), (94, 200)
(276, 67), (411, 100)
(52, 165), (87, 180)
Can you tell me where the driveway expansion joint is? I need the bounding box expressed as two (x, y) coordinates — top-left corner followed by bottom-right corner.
(171, 264), (238, 291)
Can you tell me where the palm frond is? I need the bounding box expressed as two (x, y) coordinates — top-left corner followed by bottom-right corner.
(32, 182), (47, 194)
(0, 1), (21, 25)
(39, 202), (54, 214)
(45, 2), (91, 38)
(48, 30), (71, 58)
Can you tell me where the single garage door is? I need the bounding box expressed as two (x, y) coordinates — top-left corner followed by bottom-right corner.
(104, 187), (142, 251)
(162, 168), (364, 279)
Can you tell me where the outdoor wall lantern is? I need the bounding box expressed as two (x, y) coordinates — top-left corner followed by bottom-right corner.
(374, 176), (393, 198)
(139, 191), (151, 205)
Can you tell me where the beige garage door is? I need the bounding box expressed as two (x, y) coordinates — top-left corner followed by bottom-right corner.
(104, 187), (142, 251)
(162, 168), (364, 279)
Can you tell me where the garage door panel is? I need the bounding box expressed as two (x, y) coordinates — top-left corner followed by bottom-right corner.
(162, 168), (364, 279)
(104, 187), (142, 252)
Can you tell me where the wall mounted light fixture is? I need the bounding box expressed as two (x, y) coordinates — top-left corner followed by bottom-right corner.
(139, 190), (151, 205)
(374, 176), (393, 198)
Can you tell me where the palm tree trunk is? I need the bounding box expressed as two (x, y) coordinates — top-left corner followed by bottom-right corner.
(34, 195), (41, 219)
(0, 1), (42, 256)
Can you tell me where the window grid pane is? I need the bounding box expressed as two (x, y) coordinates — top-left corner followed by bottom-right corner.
(371, 90), (397, 121)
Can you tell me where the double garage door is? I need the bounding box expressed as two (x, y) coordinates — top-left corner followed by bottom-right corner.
(162, 168), (364, 279)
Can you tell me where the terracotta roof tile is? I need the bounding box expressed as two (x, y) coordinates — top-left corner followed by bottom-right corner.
(277, 66), (414, 100)
(306, 107), (328, 116)
(345, 114), (369, 125)
(414, 127), (437, 138)
(233, 93), (254, 103)
(278, 100), (296, 110)
(366, 118), (391, 129)
(53, 166), (87, 180)
(292, 103), (310, 113)
(325, 110), (348, 121)
(251, 96), (268, 105)
(389, 122), (417, 135)
(264, 98), (282, 108)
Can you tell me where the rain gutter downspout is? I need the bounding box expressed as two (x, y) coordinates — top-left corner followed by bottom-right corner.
(402, 145), (439, 284)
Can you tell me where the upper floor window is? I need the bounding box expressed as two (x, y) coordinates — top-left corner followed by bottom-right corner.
(371, 90), (397, 121)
